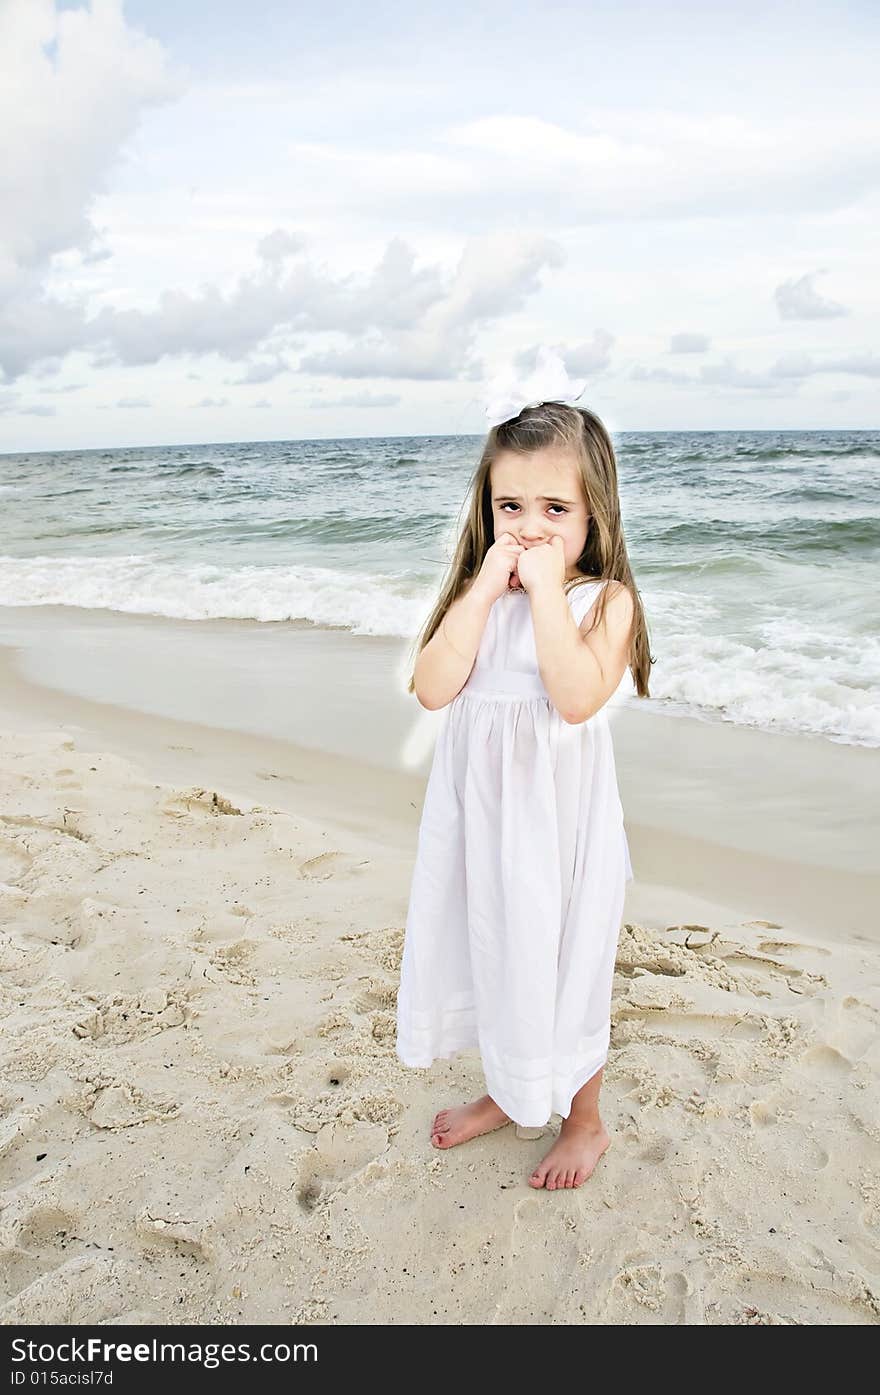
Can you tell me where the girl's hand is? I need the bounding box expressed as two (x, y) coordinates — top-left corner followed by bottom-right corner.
(473, 532), (526, 601)
(517, 535), (566, 595)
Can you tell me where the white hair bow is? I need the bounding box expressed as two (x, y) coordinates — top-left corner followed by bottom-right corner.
(484, 345), (587, 428)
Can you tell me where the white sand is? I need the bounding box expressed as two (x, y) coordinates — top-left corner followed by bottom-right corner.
(1, 701), (878, 1325)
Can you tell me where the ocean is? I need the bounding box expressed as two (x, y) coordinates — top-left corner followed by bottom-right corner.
(1, 429), (877, 748)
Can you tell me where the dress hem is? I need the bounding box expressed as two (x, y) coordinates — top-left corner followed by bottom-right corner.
(395, 1031), (610, 1128)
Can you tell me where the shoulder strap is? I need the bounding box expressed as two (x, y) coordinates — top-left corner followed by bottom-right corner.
(567, 578), (606, 627)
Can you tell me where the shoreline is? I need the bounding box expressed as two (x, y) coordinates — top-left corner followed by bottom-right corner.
(0, 604), (877, 937)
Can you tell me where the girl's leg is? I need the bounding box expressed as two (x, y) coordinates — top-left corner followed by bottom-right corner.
(527, 1065), (611, 1190)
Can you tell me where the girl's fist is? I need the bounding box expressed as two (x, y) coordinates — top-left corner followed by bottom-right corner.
(475, 532), (526, 601)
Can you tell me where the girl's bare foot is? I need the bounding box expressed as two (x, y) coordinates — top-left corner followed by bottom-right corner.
(430, 1094), (511, 1148)
(528, 1117), (611, 1189)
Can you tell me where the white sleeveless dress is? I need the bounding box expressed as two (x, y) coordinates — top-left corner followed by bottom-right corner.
(395, 578), (634, 1129)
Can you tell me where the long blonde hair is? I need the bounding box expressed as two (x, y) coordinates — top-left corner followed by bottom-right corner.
(404, 402), (652, 698)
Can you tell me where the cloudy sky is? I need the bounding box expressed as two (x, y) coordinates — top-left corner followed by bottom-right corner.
(1, 0), (877, 450)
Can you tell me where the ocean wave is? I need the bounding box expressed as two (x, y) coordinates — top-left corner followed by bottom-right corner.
(643, 625), (880, 747)
(0, 553), (432, 638)
(637, 516), (879, 554)
(0, 554), (877, 746)
(161, 462), (225, 477)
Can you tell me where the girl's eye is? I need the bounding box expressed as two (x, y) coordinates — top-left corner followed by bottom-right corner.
(499, 503), (567, 515)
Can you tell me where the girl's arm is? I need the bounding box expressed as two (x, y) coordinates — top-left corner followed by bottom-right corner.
(414, 579), (496, 710)
(530, 581), (634, 724)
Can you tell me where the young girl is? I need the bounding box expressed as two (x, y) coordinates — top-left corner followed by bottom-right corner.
(395, 394), (651, 1191)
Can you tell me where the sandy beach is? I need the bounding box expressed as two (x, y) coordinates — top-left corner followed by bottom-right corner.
(1, 610), (878, 1326)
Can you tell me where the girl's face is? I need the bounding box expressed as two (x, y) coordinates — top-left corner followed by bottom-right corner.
(489, 446), (590, 582)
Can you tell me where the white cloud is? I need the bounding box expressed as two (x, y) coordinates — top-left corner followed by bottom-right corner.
(569, 332), (616, 376)
(0, 0), (183, 379)
(0, 0), (180, 270)
(629, 349), (880, 394)
(669, 333), (710, 353)
(699, 357), (795, 391)
(820, 353), (880, 378)
(256, 229), (305, 264)
(297, 235), (565, 380)
(775, 270), (849, 320)
(2, 214), (566, 384)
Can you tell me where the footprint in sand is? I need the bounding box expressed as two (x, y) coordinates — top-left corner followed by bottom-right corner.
(0, 1203), (80, 1298)
(799, 1042), (852, 1073)
(350, 976), (398, 1013)
(1, 1251), (137, 1325)
(490, 1198), (612, 1324)
(296, 849), (369, 880)
(606, 1263), (692, 1323)
(295, 1118), (390, 1214)
(756, 937), (831, 959)
(731, 952), (828, 996)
